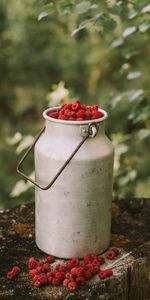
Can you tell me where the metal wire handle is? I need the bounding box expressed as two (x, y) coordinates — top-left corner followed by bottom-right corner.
(16, 122), (98, 190)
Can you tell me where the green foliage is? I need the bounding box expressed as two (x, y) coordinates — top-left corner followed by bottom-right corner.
(0, 0), (150, 209)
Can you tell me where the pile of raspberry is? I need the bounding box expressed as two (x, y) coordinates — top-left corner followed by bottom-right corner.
(47, 100), (104, 121)
(7, 248), (119, 291)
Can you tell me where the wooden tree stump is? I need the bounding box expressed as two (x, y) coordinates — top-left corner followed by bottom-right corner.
(0, 197), (150, 300)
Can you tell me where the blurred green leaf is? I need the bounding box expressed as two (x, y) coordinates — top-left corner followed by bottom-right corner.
(74, 1), (91, 14)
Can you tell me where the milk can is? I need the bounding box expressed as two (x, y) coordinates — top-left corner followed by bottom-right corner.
(17, 106), (114, 259)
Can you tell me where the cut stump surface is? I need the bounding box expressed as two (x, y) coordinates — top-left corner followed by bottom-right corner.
(0, 197), (150, 300)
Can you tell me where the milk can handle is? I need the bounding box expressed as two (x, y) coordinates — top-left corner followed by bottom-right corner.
(16, 122), (98, 190)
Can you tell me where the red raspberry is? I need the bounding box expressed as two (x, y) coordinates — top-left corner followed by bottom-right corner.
(29, 269), (38, 278)
(111, 248), (119, 255)
(76, 109), (85, 118)
(76, 276), (85, 286)
(12, 266), (21, 274)
(63, 278), (70, 287)
(84, 270), (92, 280)
(92, 265), (100, 274)
(58, 115), (68, 120)
(67, 111), (76, 118)
(66, 261), (74, 271)
(70, 267), (78, 276)
(72, 100), (80, 111)
(48, 112), (59, 119)
(46, 256), (55, 263)
(75, 267), (84, 277)
(105, 269), (113, 277)
(33, 275), (39, 282)
(55, 264), (66, 272)
(39, 273), (48, 285)
(68, 281), (77, 291)
(34, 280), (41, 288)
(81, 104), (88, 110)
(92, 111), (103, 119)
(84, 255), (92, 263)
(106, 250), (116, 260)
(92, 105), (99, 111)
(71, 258), (80, 267)
(52, 278), (61, 286)
(28, 258), (38, 269)
(60, 104), (67, 110)
(36, 265), (43, 274)
(65, 273), (73, 280)
(76, 117), (84, 121)
(64, 109), (71, 116)
(47, 276), (53, 284)
(84, 262), (93, 271)
(92, 258), (100, 267)
(85, 110), (92, 119)
(7, 271), (16, 280)
(98, 256), (105, 265)
(42, 263), (50, 272)
(65, 103), (72, 110)
(99, 271), (107, 280)
(55, 271), (65, 281)
(50, 270), (57, 277)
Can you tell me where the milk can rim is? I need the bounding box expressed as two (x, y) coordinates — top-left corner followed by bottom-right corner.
(43, 106), (108, 125)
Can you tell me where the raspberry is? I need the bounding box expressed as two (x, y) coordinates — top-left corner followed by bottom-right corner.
(68, 281), (77, 291)
(12, 266), (21, 274)
(7, 271), (16, 280)
(71, 258), (80, 267)
(92, 111), (103, 119)
(65, 103), (72, 110)
(29, 269), (38, 278)
(84, 255), (92, 263)
(81, 104), (88, 110)
(47, 276), (53, 284)
(76, 117), (84, 121)
(39, 273), (48, 285)
(58, 115), (68, 120)
(48, 112), (59, 119)
(66, 261), (74, 271)
(72, 100), (80, 111)
(92, 265), (100, 274)
(84, 262), (93, 272)
(36, 265), (43, 274)
(55, 264), (66, 272)
(92, 105), (99, 111)
(63, 278), (70, 287)
(34, 280), (41, 288)
(42, 263), (50, 272)
(46, 256), (55, 263)
(33, 275), (39, 282)
(28, 257), (38, 269)
(52, 278), (61, 286)
(106, 250), (116, 260)
(76, 109), (85, 118)
(105, 269), (113, 277)
(98, 256), (105, 265)
(50, 270), (57, 277)
(84, 270), (92, 280)
(76, 276), (85, 286)
(65, 272), (73, 280)
(111, 248), (119, 255)
(70, 267), (78, 276)
(55, 271), (65, 281)
(64, 109), (71, 116)
(75, 267), (84, 277)
(92, 258), (100, 267)
(84, 111), (92, 120)
(99, 271), (107, 280)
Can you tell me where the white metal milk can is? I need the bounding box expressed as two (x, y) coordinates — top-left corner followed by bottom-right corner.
(17, 107), (114, 258)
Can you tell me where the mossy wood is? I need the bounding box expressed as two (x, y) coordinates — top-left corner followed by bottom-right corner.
(0, 197), (150, 300)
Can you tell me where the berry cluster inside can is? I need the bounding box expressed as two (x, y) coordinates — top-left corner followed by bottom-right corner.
(47, 100), (104, 121)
